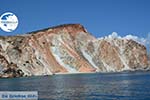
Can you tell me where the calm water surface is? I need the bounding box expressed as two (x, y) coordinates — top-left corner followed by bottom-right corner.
(0, 71), (150, 100)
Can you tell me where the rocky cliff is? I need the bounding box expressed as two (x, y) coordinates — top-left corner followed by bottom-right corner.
(0, 24), (149, 78)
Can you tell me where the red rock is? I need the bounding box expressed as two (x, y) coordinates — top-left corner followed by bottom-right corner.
(0, 24), (148, 78)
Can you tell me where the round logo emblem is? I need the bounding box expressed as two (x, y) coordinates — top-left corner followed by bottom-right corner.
(0, 12), (18, 32)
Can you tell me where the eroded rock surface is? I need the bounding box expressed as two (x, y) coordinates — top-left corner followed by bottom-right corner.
(0, 24), (149, 78)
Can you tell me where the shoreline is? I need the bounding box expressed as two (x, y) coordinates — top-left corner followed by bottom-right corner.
(0, 70), (149, 79)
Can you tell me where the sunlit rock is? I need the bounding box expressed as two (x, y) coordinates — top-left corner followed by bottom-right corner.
(0, 24), (148, 78)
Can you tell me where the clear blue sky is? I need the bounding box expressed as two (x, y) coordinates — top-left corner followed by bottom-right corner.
(0, 0), (150, 38)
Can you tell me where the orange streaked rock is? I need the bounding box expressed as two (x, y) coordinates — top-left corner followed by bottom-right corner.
(0, 24), (148, 78)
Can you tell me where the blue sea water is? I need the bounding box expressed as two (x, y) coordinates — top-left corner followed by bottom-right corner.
(0, 71), (150, 100)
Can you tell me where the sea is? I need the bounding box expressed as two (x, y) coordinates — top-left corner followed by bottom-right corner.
(0, 71), (150, 100)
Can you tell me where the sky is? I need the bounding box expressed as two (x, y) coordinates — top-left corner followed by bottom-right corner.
(0, 0), (150, 38)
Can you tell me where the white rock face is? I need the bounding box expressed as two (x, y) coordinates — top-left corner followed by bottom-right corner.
(0, 24), (148, 78)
